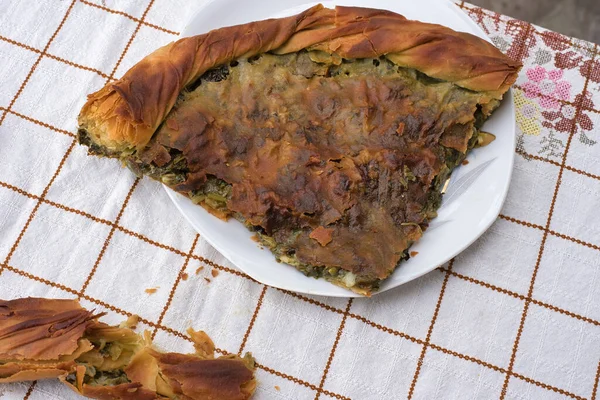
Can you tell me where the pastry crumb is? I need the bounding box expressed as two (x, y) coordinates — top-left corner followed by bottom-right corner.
(410, 251), (419, 257)
(204, 277), (211, 283)
(309, 226), (333, 246)
(462, 160), (469, 165)
(211, 269), (219, 278)
(195, 266), (204, 275)
(251, 234), (260, 242)
(119, 314), (139, 329)
(145, 287), (159, 294)
(181, 272), (189, 281)
(274, 385), (280, 391)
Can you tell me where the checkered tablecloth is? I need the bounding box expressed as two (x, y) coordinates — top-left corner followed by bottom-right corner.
(0, 1), (599, 399)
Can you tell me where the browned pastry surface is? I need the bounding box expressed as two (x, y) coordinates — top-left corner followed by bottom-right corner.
(0, 298), (95, 362)
(78, 5), (521, 294)
(0, 297), (256, 399)
(150, 351), (256, 399)
(153, 53), (494, 283)
(78, 5), (520, 153)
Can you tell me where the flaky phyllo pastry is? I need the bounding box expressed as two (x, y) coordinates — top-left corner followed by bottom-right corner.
(0, 298), (256, 399)
(77, 5), (522, 295)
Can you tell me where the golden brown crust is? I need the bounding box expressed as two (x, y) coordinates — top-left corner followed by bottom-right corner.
(0, 297), (256, 399)
(0, 362), (76, 383)
(275, 6), (520, 95)
(0, 298), (99, 361)
(78, 5), (521, 152)
(150, 350), (255, 400)
(78, 5), (327, 152)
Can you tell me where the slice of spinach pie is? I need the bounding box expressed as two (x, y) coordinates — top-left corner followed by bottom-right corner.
(77, 5), (521, 295)
(0, 297), (256, 399)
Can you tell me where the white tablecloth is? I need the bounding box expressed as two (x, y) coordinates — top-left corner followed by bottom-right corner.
(0, 1), (599, 399)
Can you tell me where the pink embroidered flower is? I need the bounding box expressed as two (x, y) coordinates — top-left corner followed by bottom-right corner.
(522, 66), (571, 110)
(542, 93), (595, 133)
(521, 103), (538, 119)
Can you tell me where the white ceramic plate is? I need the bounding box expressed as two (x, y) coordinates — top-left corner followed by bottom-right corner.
(165, 0), (516, 297)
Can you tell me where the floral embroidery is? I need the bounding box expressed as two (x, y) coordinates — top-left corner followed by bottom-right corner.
(472, 10), (502, 36)
(514, 90), (542, 136)
(541, 92), (597, 147)
(580, 132), (597, 146)
(581, 59), (600, 83)
(554, 50), (583, 70)
(521, 66), (571, 109)
(533, 49), (552, 66)
(542, 105), (577, 132)
(463, 7), (531, 61)
(459, 4), (597, 155)
(572, 39), (597, 58)
(539, 131), (566, 158)
(539, 31), (571, 51)
(542, 93), (595, 133)
(491, 36), (511, 53)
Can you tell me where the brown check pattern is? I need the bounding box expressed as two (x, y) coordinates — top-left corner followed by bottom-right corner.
(0, 1), (599, 399)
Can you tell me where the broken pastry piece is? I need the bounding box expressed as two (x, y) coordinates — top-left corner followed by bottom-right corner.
(77, 5), (521, 295)
(0, 298), (256, 399)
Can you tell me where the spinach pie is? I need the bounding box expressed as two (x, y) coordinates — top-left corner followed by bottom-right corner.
(0, 298), (256, 399)
(77, 5), (521, 295)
